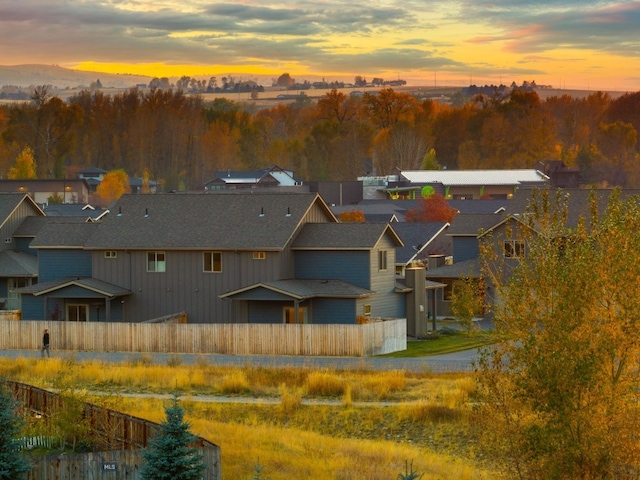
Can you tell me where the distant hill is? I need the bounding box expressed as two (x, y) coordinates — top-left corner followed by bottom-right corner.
(0, 64), (152, 89)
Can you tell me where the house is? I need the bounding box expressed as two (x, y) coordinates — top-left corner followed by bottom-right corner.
(42, 203), (109, 221)
(0, 194), (45, 312)
(204, 166), (301, 191)
(391, 222), (451, 277)
(0, 179), (91, 205)
(78, 167), (108, 193)
(11, 192), (442, 331)
(376, 169), (549, 200)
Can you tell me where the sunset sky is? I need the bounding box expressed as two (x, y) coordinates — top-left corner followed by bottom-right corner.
(1, 0), (639, 91)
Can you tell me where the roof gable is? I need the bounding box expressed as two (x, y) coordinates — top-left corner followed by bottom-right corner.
(85, 192), (335, 250)
(292, 222), (403, 250)
(0, 193), (45, 230)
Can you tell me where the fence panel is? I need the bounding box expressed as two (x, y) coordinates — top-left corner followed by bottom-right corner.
(5, 381), (220, 480)
(0, 319), (406, 356)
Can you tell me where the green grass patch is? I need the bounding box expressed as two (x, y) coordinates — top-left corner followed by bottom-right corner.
(381, 330), (495, 358)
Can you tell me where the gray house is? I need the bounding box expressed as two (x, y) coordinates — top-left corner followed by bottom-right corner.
(12, 192), (444, 332)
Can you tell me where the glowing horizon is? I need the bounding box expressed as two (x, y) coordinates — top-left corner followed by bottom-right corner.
(1, 1), (639, 92)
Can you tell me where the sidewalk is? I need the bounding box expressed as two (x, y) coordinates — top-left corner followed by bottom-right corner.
(0, 348), (477, 373)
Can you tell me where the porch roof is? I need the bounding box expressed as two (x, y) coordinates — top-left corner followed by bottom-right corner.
(220, 279), (374, 301)
(16, 277), (131, 298)
(0, 250), (38, 277)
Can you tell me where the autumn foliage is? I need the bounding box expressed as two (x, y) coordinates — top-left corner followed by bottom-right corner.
(477, 189), (640, 479)
(1, 87), (640, 189)
(405, 194), (457, 223)
(96, 169), (130, 205)
(338, 210), (365, 222)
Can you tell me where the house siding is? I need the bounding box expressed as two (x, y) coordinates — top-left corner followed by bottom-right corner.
(92, 249), (287, 324)
(15, 237), (35, 254)
(311, 298), (356, 324)
(248, 301), (289, 323)
(294, 251), (371, 289)
(451, 236), (480, 262)
(38, 250), (92, 283)
(370, 237), (404, 318)
(1, 200), (40, 252)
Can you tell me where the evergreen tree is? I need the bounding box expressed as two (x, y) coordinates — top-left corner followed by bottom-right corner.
(0, 385), (31, 480)
(140, 396), (205, 480)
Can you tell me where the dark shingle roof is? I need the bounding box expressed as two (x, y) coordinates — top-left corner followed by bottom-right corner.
(85, 192), (334, 250)
(425, 258), (481, 279)
(447, 213), (505, 236)
(292, 223), (402, 250)
(14, 216), (91, 238)
(31, 223), (99, 248)
(0, 250), (38, 277)
(391, 222), (449, 264)
(17, 277), (131, 297)
(220, 279), (373, 300)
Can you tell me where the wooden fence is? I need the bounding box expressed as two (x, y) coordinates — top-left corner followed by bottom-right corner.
(5, 381), (221, 480)
(0, 318), (406, 356)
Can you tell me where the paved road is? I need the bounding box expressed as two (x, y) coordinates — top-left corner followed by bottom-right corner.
(0, 348), (479, 373)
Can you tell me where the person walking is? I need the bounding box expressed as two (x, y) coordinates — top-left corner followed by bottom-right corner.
(41, 329), (50, 358)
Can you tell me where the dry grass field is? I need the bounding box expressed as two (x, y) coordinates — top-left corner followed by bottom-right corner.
(2, 355), (501, 479)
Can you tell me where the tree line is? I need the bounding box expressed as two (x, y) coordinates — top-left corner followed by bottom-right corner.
(1, 86), (639, 191)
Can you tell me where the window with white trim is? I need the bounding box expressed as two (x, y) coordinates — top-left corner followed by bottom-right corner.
(363, 304), (372, 316)
(204, 252), (222, 273)
(147, 251), (166, 272)
(378, 250), (388, 271)
(104, 251), (117, 258)
(253, 251), (266, 260)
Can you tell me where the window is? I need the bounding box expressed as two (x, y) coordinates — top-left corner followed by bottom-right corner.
(104, 251), (117, 258)
(503, 239), (525, 258)
(147, 251), (166, 272)
(204, 252), (222, 273)
(253, 251), (266, 260)
(363, 304), (372, 316)
(67, 304), (88, 322)
(378, 250), (388, 271)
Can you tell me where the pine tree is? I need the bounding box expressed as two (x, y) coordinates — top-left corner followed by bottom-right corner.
(140, 396), (206, 480)
(0, 385), (31, 480)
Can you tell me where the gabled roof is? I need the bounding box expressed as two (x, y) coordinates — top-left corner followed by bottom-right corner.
(78, 167), (107, 175)
(85, 192), (336, 250)
(14, 216), (91, 238)
(425, 258), (482, 279)
(17, 277), (131, 297)
(0, 194), (45, 229)
(391, 222), (449, 264)
(399, 169), (549, 186)
(0, 250), (38, 277)
(447, 213), (506, 236)
(292, 223), (403, 250)
(219, 279), (373, 300)
(31, 222), (100, 249)
(505, 187), (640, 229)
(43, 203), (106, 219)
(447, 199), (508, 214)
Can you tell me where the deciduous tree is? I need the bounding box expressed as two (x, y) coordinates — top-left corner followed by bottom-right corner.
(338, 210), (365, 222)
(96, 169), (130, 205)
(476, 188), (640, 479)
(405, 194), (457, 223)
(8, 147), (37, 179)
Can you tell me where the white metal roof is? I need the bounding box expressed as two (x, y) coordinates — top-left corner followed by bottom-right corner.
(399, 169), (549, 186)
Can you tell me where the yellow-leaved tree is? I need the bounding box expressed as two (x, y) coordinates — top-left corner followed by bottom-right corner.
(96, 169), (130, 205)
(8, 147), (37, 179)
(476, 188), (640, 479)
